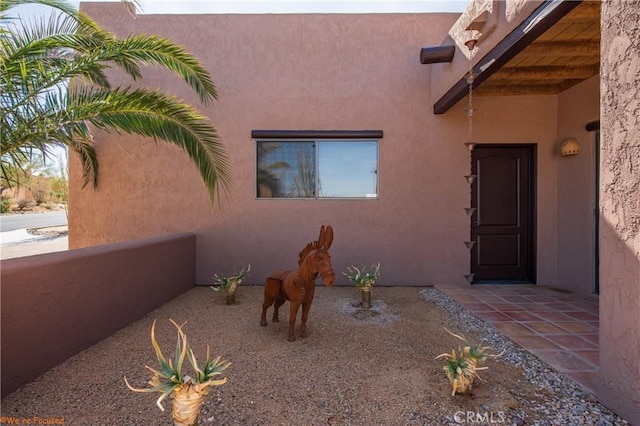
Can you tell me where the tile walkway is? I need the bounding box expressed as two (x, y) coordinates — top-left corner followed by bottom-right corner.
(437, 284), (600, 394)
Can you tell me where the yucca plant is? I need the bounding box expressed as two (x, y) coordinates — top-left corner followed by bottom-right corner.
(125, 319), (230, 426)
(211, 264), (250, 304)
(343, 263), (380, 308)
(435, 328), (501, 396)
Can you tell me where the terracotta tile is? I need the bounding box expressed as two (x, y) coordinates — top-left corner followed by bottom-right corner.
(473, 311), (513, 322)
(536, 350), (598, 372)
(532, 311), (576, 321)
(437, 283), (601, 395)
(581, 333), (599, 344)
(503, 311), (541, 322)
(569, 301), (599, 311)
(542, 302), (580, 312)
(525, 295), (558, 303)
(545, 335), (597, 350)
(475, 286), (516, 295)
(563, 311), (599, 321)
(510, 334), (561, 350)
(555, 321), (598, 334)
(493, 322), (535, 336)
(487, 302), (523, 311)
(575, 350), (599, 367)
(499, 295), (531, 303)
(473, 295), (506, 303)
(522, 321), (567, 335)
(518, 302), (551, 312)
(462, 303), (495, 312)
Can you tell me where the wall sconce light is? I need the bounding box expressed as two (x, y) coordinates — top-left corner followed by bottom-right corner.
(560, 137), (580, 156)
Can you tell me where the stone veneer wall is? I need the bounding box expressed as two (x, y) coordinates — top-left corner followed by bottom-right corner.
(598, 1), (640, 424)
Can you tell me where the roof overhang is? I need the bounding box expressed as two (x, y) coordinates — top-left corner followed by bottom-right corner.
(427, 0), (600, 114)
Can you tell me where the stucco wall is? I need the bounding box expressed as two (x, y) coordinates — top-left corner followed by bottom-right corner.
(556, 76), (600, 294)
(598, 1), (640, 423)
(71, 5), (565, 287)
(0, 233), (196, 396)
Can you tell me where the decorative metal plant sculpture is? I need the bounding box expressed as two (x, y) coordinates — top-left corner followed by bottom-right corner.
(436, 328), (502, 396)
(125, 320), (230, 426)
(344, 262), (381, 308)
(212, 264), (250, 304)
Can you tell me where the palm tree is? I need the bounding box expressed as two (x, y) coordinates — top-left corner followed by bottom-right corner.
(0, 0), (231, 203)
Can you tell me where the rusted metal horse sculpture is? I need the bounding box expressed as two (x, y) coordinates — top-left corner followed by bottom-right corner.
(260, 225), (335, 341)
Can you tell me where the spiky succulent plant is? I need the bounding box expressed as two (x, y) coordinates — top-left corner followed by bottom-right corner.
(125, 320), (230, 425)
(436, 348), (484, 396)
(343, 263), (380, 289)
(436, 328), (501, 396)
(212, 264), (250, 291)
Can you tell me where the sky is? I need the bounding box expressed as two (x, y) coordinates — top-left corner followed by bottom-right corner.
(12, 0), (469, 16)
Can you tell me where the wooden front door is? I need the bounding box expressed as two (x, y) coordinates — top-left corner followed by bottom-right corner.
(470, 145), (535, 283)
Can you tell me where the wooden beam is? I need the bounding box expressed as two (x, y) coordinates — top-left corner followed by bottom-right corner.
(492, 64), (599, 80)
(251, 130), (383, 139)
(585, 120), (600, 132)
(474, 83), (562, 96)
(563, 1), (600, 21)
(434, 0), (582, 114)
(523, 40), (600, 56)
(420, 45), (456, 64)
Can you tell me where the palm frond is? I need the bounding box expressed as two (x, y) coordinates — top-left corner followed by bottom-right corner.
(1, 0), (230, 203)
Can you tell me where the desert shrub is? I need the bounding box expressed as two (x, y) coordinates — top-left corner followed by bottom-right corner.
(16, 199), (34, 210)
(0, 196), (12, 213)
(34, 190), (46, 205)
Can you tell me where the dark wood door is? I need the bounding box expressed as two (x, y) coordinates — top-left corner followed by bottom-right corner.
(471, 145), (535, 282)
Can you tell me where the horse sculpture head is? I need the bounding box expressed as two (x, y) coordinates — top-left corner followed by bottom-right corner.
(298, 225), (335, 287)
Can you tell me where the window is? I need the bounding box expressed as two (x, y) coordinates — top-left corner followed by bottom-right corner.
(256, 139), (379, 199)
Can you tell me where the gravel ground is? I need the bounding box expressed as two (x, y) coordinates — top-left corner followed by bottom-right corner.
(0, 286), (630, 425)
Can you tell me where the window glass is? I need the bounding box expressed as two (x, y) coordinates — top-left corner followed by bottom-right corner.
(257, 141), (315, 198)
(256, 140), (378, 199)
(318, 141), (377, 198)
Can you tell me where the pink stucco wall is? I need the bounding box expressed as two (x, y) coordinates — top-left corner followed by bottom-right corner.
(556, 76), (600, 294)
(598, 1), (640, 423)
(0, 233), (195, 396)
(71, 4), (590, 290)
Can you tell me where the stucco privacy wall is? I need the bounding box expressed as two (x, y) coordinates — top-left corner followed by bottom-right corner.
(73, 4), (561, 287)
(556, 76), (600, 294)
(598, 0), (640, 423)
(0, 234), (196, 396)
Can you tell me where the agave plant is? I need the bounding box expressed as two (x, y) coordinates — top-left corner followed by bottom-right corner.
(435, 328), (501, 396)
(343, 263), (380, 308)
(211, 264), (250, 304)
(125, 320), (230, 426)
(436, 348), (483, 396)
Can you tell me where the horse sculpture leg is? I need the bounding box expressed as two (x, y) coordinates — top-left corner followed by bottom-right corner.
(299, 285), (315, 338)
(300, 301), (312, 338)
(288, 301), (301, 342)
(261, 277), (283, 327)
(272, 299), (285, 322)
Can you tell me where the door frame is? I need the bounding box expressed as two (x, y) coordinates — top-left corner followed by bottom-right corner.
(470, 144), (537, 284)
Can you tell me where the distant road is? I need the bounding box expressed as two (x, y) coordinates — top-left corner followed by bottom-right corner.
(0, 211), (68, 232)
